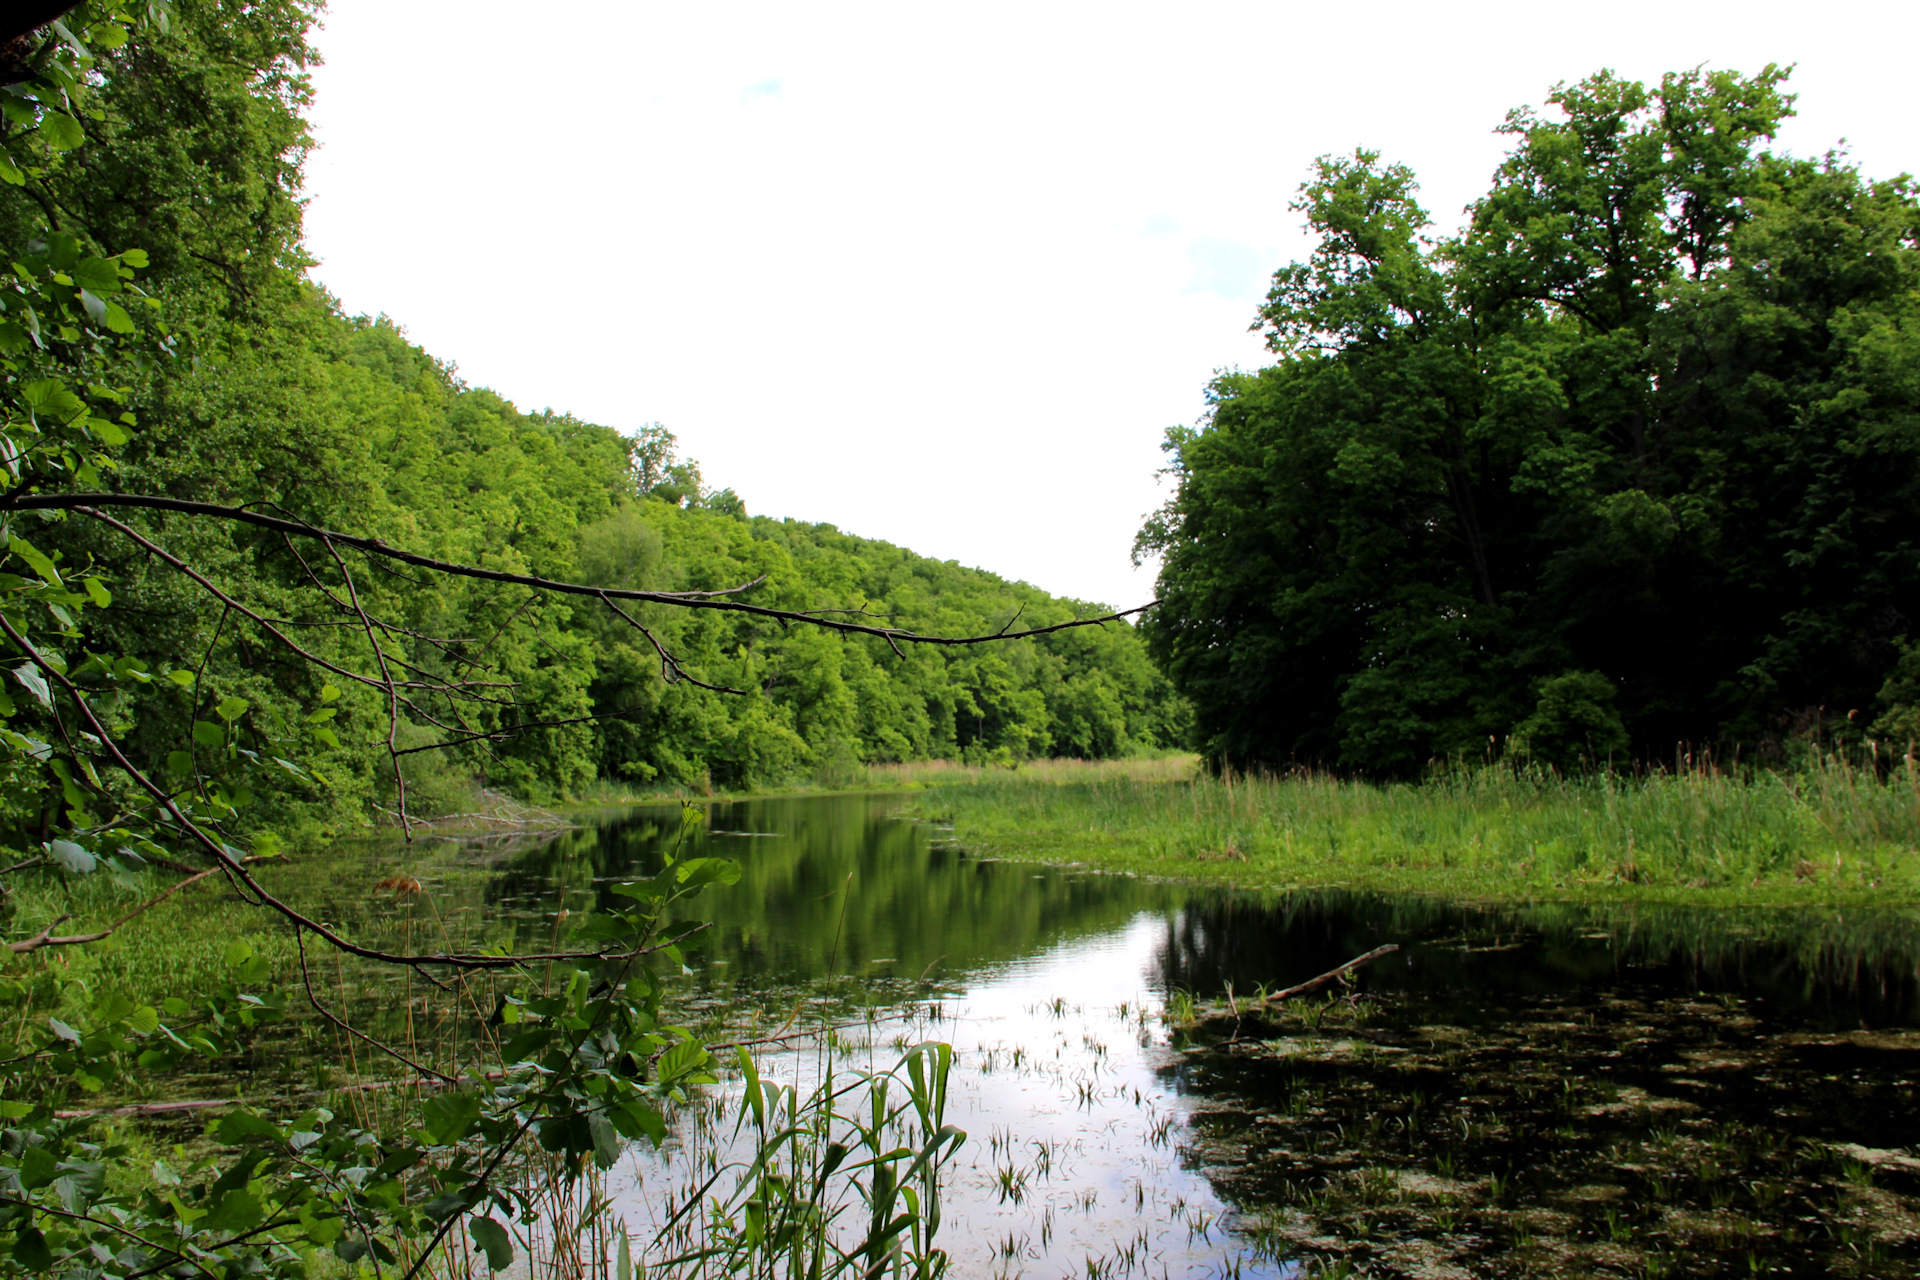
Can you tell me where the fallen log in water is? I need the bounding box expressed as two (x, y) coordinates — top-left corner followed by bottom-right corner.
(1264, 943), (1400, 1003)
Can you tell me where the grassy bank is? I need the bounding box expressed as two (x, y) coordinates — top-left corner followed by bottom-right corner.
(905, 756), (1920, 905)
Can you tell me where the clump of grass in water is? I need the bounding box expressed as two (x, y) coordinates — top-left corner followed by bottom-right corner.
(908, 752), (1920, 901)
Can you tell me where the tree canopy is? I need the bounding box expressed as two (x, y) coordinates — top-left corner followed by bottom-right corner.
(1139, 67), (1920, 774)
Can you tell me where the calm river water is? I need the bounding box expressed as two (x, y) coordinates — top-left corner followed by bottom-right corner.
(318, 793), (1920, 1278)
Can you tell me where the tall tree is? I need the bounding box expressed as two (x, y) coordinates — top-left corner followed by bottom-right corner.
(1140, 66), (1920, 773)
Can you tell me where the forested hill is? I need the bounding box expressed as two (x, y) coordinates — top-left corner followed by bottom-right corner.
(292, 319), (1187, 807)
(0, 0), (1183, 837)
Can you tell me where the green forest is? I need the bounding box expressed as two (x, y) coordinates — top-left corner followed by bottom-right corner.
(1139, 67), (1920, 775)
(0, 0), (1184, 850)
(7, 2), (1920, 1279)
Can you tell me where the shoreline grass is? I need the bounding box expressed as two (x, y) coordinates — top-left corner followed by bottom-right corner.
(902, 755), (1920, 909)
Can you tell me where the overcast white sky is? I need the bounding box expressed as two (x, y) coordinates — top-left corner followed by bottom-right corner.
(302, 1), (1916, 609)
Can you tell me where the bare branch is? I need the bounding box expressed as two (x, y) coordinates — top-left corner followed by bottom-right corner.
(27, 497), (1154, 643)
(297, 928), (457, 1083)
(0, 611), (709, 971)
(7, 868), (220, 954)
(597, 591), (747, 695)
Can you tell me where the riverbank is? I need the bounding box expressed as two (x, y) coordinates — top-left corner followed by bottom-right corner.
(902, 757), (1920, 907)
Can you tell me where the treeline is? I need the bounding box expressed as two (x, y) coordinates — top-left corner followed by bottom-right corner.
(0, 0), (1183, 841)
(1141, 67), (1920, 775)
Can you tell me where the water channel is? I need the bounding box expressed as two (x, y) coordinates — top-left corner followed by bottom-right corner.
(290, 793), (1920, 1277)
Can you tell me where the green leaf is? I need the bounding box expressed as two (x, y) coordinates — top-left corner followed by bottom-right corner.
(298, 1207), (344, 1246)
(468, 1217), (514, 1270)
(128, 1005), (159, 1034)
(675, 857), (741, 888)
(215, 1111), (283, 1144)
(0, 153), (24, 186)
(72, 258), (120, 293)
(166, 669), (195, 686)
(118, 248), (148, 269)
(13, 665), (50, 708)
(420, 1090), (482, 1146)
(7, 533), (63, 584)
(11, 1226), (52, 1271)
(48, 839), (95, 874)
(77, 288), (107, 326)
(52, 1160), (104, 1214)
(102, 300), (134, 333)
(588, 1110), (622, 1169)
(166, 749), (194, 776)
(192, 720), (225, 748)
(654, 1039), (713, 1086)
(202, 1187), (265, 1233)
(82, 577), (110, 607)
(48, 1016), (80, 1043)
(311, 725), (340, 749)
(215, 696), (249, 722)
(39, 113), (85, 151)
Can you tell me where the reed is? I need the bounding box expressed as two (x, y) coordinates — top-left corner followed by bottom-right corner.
(909, 753), (1920, 903)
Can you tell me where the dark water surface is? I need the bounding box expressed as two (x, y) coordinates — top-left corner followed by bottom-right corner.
(309, 794), (1920, 1277)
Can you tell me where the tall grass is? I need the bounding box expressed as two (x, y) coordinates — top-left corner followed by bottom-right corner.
(911, 754), (1920, 901)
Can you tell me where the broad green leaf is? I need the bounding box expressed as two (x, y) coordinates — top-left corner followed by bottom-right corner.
(7, 533), (62, 584)
(215, 696), (249, 721)
(38, 113), (85, 151)
(48, 840), (94, 873)
(300, 1210), (344, 1245)
(215, 1111), (283, 1144)
(72, 257), (120, 292)
(13, 665), (50, 708)
(201, 1187), (265, 1233)
(11, 1226), (52, 1271)
(166, 749), (194, 776)
(420, 1090), (482, 1146)
(675, 857), (741, 888)
(102, 300), (134, 333)
(48, 1016), (80, 1043)
(52, 1160), (104, 1214)
(654, 1038), (713, 1086)
(468, 1217), (514, 1271)
(192, 720), (225, 748)
(118, 248), (148, 268)
(588, 1110), (622, 1169)
(82, 577), (110, 607)
(78, 288), (106, 326)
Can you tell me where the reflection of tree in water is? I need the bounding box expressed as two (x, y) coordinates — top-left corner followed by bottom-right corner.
(487, 796), (1176, 992)
(1154, 890), (1920, 1029)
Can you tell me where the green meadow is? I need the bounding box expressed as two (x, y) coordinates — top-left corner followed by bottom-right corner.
(901, 755), (1920, 905)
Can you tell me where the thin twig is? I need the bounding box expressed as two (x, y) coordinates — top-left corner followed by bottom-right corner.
(297, 927), (457, 1083)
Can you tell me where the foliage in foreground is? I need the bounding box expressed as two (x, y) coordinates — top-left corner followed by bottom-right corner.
(913, 755), (1920, 900)
(0, 10), (968, 1280)
(1140, 65), (1920, 775)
